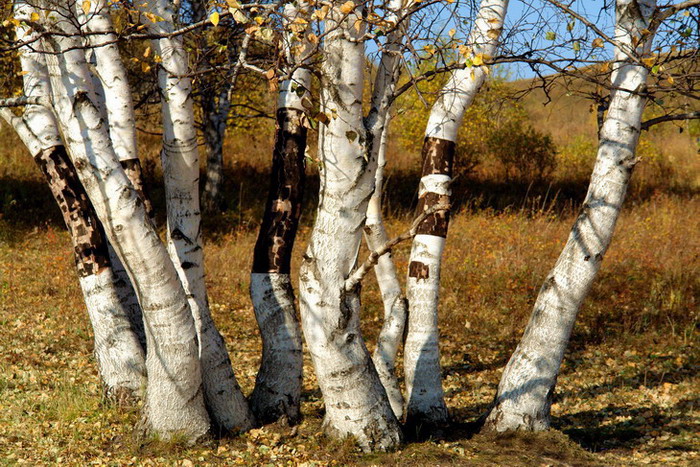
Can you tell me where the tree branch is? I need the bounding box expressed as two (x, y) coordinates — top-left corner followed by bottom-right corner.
(344, 203), (450, 291)
(0, 96), (49, 107)
(641, 111), (700, 130)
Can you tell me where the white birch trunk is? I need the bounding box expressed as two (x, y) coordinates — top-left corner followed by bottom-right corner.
(404, 0), (508, 425)
(78, 0), (137, 164)
(299, 2), (401, 451)
(248, 2), (309, 425)
(362, 0), (411, 420)
(38, 4), (210, 439)
(365, 128), (406, 419)
(9, 3), (146, 399)
(79, 0), (151, 347)
(484, 0), (655, 432)
(138, 0), (254, 432)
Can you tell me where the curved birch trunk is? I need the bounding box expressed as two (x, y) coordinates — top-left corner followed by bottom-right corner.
(299, 2), (401, 451)
(8, 3), (146, 399)
(403, 0), (508, 425)
(362, 0), (411, 420)
(484, 0), (655, 432)
(138, 0), (254, 433)
(79, 0), (152, 347)
(365, 127), (407, 419)
(248, 1), (309, 426)
(38, 4), (210, 440)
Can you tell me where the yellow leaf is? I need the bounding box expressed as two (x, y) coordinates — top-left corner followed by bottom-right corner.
(592, 38), (604, 48)
(307, 32), (319, 44)
(82, 0), (91, 15)
(141, 62), (151, 73)
(30, 12), (40, 22)
(210, 11), (220, 26)
(600, 62), (610, 73)
(642, 57), (655, 67)
(143, 46), (151, 58)
(254, 16), (264, 25)
(264, 68), (275, 80)
(667, 75), (674, 85)
(472, 53), (484, 66)
(339, 1), (355, 14)
(487, 28), (500, 40)
(448, 28), (456, 37)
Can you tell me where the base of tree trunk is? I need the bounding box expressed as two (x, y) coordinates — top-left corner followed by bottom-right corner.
(482, 399), (551, 432)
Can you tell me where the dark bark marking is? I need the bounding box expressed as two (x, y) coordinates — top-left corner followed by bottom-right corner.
(252, 108), (308, 274)
(34, 145), (110, 277)
(415, 137), (455, 237)
(408, 261), (430, 281)
(120, 159), (155, 219)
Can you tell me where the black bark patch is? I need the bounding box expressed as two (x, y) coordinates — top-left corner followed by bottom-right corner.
(252, 108), (308, 274)
(34, 146), (110, 277)
(420, 137), (455, 176)
(408, 261), (430, 281)
(414, 137), (455, 238)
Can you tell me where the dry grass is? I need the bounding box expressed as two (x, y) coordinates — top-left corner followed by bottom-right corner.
(1, 83), (699, 464)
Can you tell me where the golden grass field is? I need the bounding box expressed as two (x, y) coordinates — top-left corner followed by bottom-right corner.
(0, 84), (698, 465)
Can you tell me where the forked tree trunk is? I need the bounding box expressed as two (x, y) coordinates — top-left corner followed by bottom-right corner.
(484, 0), (655, 432)
(248, 1), (309, 425)
(8, 2), (146, 399)
(298, 2), (401, 451)
(38, 3), (210, 440)
(138, 0), (254, 432)
(404, 0), (509, 425)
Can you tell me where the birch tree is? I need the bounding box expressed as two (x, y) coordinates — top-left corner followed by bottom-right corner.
(29, 0), (214, 439)
(3, 1), (147, 399)
(298, 0), (402, 451)
(484, 0), (660, 432)
(403, 0), (509, 425)
(137, 0), (254, 432)
(248, 1), (310, 425)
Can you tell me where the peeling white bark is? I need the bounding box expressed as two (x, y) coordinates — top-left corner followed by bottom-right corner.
(138, 0), (254, 432)
(485, 0), (655, 432)
(249, 273), (303, 423)
(404, 0), (509, 425)
(38, 2), (210, 440)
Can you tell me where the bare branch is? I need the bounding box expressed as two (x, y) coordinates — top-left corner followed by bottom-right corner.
(0, 96), (48, 107)
(641, 110), (700, 130)
(344, 203), (450, 292)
